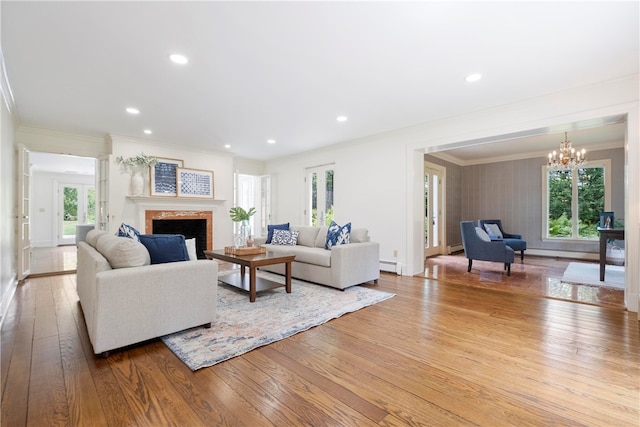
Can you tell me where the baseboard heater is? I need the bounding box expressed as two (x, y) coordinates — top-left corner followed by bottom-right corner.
(447, 244), (463, 254)
(380, 260), (401, 275)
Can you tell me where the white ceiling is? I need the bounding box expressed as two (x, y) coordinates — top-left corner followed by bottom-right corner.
(2, 1), (638, 162)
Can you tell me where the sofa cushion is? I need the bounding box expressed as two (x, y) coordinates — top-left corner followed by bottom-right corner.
(291, 245), (332, 267)
(266, 223), (289, 244)
(117, 222), (142, 241)
(325, 221), (351, 249)
(314, 226), (329, 248)
(138, 234), (189, 264)
(292, 226), (320, 247)
(86, 229), (109, 248)
(95, 234), (151, 268)
(271, 229), (299, 245)
(350, 228), (370, 243)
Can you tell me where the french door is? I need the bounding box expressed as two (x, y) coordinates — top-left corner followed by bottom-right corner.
(306, 164), (334, 226)
(425, 162), (444, 257)
(58, 183), (95, 245)
(17, 145), (31, 281)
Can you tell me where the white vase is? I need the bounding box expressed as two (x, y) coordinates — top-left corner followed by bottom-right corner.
(130, 171), (144, 196)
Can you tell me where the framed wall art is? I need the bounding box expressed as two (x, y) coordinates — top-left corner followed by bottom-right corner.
(177, 167), (214, 198)
(150, 158), (183, 197)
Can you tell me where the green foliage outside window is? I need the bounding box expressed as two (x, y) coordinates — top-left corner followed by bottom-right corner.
(547, 166), (604, 239)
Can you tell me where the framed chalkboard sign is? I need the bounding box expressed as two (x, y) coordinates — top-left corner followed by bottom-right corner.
(150, 158), (184, 197)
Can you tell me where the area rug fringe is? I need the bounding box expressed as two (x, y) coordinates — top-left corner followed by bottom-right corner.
(162, 272), (394, 370)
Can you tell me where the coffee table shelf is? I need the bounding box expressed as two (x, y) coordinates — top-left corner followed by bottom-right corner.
(204, 249), (295, 302)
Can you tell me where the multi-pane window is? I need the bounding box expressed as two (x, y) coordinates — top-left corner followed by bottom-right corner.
(544, 161), (610, 240)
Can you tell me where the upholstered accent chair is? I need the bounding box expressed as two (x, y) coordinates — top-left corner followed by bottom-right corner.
(460, 221), (515, 276)
(478, 219), (527, 261)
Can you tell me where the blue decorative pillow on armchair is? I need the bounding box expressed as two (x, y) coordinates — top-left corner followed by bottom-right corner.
(325, 221), (351, 249)
(138, 234), (189, 264)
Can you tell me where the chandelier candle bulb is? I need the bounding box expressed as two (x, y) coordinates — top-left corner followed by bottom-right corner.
(546, 132), (586, 171)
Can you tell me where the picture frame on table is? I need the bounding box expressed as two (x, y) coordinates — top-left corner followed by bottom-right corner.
(599, 211), (614, 229)
(177, 167), (214, 199)
(150, 158), (184, 197)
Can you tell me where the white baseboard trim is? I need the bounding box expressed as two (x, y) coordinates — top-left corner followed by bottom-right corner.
(445, 246), (599, 261)
(524, 249), (599, 261)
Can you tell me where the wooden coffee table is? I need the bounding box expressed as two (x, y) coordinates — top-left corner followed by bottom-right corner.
(204, 249), (296, 302)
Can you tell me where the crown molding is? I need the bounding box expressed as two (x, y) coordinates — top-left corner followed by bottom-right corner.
(428, 139), (624, 167)
(0, 47), (18, 120)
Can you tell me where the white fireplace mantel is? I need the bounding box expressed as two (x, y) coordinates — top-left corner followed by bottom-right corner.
(126, 196), (226, 231)
(126, 196), (227, 205)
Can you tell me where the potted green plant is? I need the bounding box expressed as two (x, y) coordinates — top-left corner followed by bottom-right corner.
(115, 153), (158, 196)
(229, 207), (256, 247)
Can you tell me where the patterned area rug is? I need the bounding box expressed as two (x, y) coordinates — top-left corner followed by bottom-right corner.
(561, 262), (624, 289)
(161, 271), (394, 371)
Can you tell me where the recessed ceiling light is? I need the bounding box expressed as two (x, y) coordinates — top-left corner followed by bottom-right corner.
(170, 54), (188, 65)
(126, 107), (140, 115)
(224, 144), (231, 149)
(144, 129), (152, 135)
(267, 139), (276, 144)
(336, 116), (348, 122)
(465, 73), (482, 83)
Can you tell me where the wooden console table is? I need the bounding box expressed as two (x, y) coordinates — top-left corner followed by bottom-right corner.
(597, 227), (624, 281)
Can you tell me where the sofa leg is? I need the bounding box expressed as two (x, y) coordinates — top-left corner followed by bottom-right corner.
(521, 251), (525, 261)
(203, 322), (212, 329)
(506, 263), (511, 276)
(467, 259), (472, 272)
(97, 351), (110, 359)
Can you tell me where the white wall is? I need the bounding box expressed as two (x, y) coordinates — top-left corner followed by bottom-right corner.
(1, 88), (17, 322)
(30, 171), (95, 247)
(265, 75), (640, 313)
(107, 135), (236, 248)
(264, 136), (406, 267)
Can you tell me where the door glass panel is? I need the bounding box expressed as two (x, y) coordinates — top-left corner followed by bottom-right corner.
(325, 170), (334, 226)
(307, 165), (334, 226)
(63, 186), (79, 239)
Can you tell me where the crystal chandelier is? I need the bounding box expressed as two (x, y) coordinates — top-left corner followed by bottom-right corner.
(547, 132), (586, 171)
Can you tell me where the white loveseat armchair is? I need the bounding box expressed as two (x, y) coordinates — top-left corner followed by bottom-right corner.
(76, 229), (218, 356)
(254, 225), (380, 290)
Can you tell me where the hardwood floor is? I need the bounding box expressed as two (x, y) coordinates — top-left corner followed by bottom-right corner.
(29, 246), (77, 276)
(2, 266), (638, 426)
(423, 253), (626, 309)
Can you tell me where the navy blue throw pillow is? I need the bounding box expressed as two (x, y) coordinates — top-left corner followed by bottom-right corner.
(266, 223), (290, 244)
(138, 234), (189, 264)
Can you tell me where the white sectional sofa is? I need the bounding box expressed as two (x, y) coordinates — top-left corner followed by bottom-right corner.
(76, 229), (218, 356)
(254, 225), (380, 290)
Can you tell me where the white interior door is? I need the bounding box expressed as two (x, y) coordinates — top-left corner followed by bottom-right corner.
(425, 163), (444, 258)
(58, 183), (95, 245)
(306, 164), (334, 226)
(17, 145), (30, 281)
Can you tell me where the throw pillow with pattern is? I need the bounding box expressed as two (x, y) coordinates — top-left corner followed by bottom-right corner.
(117, 223), (141, 241)
(325, 221), (351, 249)
(271, 229), (299, 245)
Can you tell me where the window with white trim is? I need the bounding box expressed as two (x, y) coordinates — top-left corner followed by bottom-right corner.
(542, 160), (611, 240)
